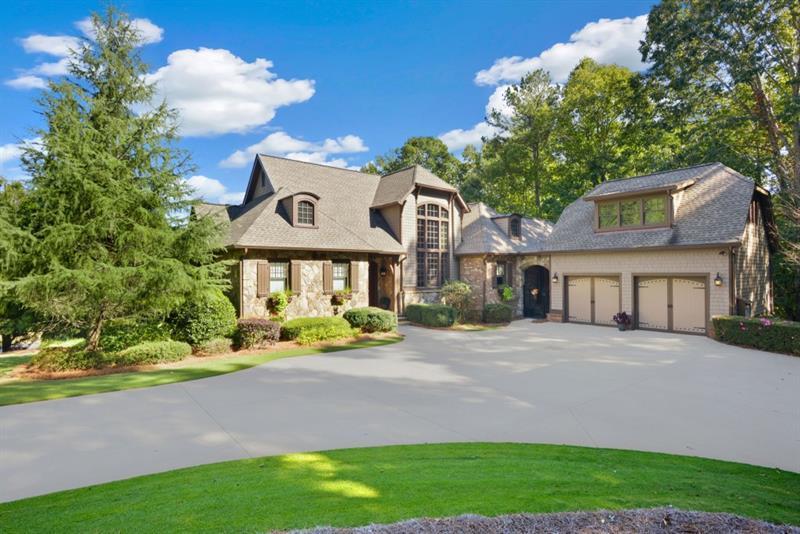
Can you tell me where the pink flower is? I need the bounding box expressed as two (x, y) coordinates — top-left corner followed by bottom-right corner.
(759, 318), (773, 327)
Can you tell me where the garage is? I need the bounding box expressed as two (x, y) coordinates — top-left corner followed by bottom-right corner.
(635, 276), (707, 334)
(566, 275), (620, 326)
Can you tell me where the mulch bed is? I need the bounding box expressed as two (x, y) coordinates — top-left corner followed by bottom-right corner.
(291, 508), (798, 534)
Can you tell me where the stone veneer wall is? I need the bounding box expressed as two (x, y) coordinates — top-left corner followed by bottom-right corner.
(734, 200), (772, 315)
(549, 248), (731, 320)
(240, 250), (369, 320)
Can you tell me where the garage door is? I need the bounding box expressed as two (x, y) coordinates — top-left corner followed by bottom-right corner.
(635, 276), (707, 334)
(566, 276), (620, 325)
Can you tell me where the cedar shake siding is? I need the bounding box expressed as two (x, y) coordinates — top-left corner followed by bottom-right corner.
(734, 199), (773, 316)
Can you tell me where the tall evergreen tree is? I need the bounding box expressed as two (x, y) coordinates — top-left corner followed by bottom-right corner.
(3, 9), (228, 351)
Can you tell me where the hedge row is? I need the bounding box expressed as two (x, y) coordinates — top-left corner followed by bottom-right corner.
(406, 304), (457, 327)
(483, 303), (512, 323)
(281, 316), (357, 345)
(712, 315), (800, 356)
(343, 307), (397, 333)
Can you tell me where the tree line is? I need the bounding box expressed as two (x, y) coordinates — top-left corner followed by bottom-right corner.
(364, 0), (799, 319)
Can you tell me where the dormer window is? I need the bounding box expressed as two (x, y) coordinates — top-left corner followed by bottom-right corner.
(596, 194), (670, 231)
(297, 200), (314, 226)
(509, 217), (521, 239)
(291, 193), (319, 228)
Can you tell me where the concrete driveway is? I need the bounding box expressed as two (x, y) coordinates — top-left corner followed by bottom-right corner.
(1, 321), (798, 502)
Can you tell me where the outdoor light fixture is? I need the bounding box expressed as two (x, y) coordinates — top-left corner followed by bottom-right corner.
(379, 265), (388, 277)
(714, 273), (723, 287)
(552, 272), (559, 283)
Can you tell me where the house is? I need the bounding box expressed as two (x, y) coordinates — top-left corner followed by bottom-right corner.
(198, 157), (775, 336)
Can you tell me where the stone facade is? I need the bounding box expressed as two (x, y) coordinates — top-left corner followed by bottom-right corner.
(734, 200), (772, 316)
(239, 250), (369, 320)
(549, 247), (732, 319)
(459, 254), (550, 318)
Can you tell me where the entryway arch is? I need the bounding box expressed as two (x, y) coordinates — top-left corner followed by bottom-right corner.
(523, 265), (550, 318)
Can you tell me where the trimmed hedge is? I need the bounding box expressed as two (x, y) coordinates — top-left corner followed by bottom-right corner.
(712, 315), (800, 356)
(406, 304), (457, 328)
(99, 319), (171, 353)
(115, 341), (192, 366)
(235, 318), (280, 349)
(30, 346), (105, 371)
(343, 307), (397, 333)
(169, 291), (237, 347)
(194, 337), (233, 356)
(484, 303), (513, 324)
(281, 317), (357, 345)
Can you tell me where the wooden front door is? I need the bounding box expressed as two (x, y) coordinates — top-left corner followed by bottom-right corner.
(523, 266), (550, 318)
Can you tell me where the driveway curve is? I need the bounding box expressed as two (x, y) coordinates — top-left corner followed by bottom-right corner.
(1, 321), (798, 502)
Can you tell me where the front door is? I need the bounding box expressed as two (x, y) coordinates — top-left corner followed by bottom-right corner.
(523, 266), (550, 318)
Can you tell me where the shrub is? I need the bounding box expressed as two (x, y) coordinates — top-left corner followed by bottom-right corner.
(498, 284), (515, 302)
(712, 315), (800, 356)
(99, 319), (171, 353)
(406, 304), (457, 328)
(281, 316), (357, 345)
(194, 337), (233, 356)
(267, 290), (292, 319)
(484, 303), (512, 323)
(235, 318), (281, 349)
(440, 280), (473, 320)
(30, 345), (106, 371)
(343, 307), (397, 333)
(169, 290), (237, 347)
(114, 341), (192, 366)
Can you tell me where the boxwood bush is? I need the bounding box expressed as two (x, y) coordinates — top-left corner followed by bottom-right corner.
(280, 317), (357, 345)
(712, 315), (800, 356)
(169, 290), (237, 347)
(194, 337), (233, 356)
(484, 303), (513, 323)
(406, 304), (457, 327)
(115, 341), (192, 366)
(99, 319), (171, 353)
(342, 307), (397, 333)
(30, 346), (106, 371)
(235, 318), (281, 349)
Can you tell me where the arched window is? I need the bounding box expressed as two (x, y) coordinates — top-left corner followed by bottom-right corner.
(509, 217), (521, 239)
(297, 200), (315, 226)
(416, 203), (450, 287)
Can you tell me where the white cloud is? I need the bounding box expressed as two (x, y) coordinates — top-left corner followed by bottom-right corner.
(220, 131), (368, 168)
(475, 14), (648, 85)
(0, 142), (23, 166)
(5, 75), (47, 90)
(0, 138), (40, 179)
(19, 34), (81, 57)
(31, 58), (70, 76)
(439, 122), (499, 151)
(145, 48), (315, 136)
(76, 17), (164, 44)
(183, 175), (243, 205)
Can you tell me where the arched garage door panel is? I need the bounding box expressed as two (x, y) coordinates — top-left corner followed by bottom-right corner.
(567, 277), (592, 323)
(673, 278), (707, 334)
(593, 277), (620, 326)
(637, 278), (669, 330)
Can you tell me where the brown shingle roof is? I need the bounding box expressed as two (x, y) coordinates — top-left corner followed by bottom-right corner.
(456, 203), (553, 255)
(544, 163), (757, 252)
(372, 165), (467, 209)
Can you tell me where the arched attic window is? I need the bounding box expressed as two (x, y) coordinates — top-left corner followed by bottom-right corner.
(292, 194), (319, 228)
(509, 217), (521, 239)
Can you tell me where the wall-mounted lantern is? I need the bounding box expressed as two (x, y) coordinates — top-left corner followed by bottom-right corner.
(552, 272), (559, 283)
(714, 272), (723, 287)
(379, 265), (388, 277)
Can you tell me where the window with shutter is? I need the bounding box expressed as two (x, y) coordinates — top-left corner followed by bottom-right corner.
(257, 262), (269, 297)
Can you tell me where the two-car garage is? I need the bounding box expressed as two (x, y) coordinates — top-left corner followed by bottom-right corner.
(564, 274), (709, 334)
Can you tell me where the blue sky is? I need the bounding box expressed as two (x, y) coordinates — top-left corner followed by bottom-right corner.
(1, 0), (653, 204)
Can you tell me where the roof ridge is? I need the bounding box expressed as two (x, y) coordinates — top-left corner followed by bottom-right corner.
(598, 162), (721, 185)
(379, 165), (417, 179)
(258, 153), (374, 176)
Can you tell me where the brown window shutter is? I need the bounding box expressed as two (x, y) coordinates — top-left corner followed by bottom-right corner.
(257, 261), (269, 297)
(491, 262), (498, 288)
(350, 262), (360, 292)
(507, 262), (513, 287)
(323, 261), (333, 293)
(291, 261), (302, 293)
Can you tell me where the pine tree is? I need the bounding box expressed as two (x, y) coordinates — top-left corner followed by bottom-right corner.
(4, 9), (228, 352)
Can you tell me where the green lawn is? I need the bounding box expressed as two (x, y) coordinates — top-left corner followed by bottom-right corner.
(1, 443), (797, 533)
(0, 355), (32, 379)
(0, 335), (402, 407)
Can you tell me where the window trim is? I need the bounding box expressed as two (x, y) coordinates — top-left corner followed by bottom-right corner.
(292, 194), (319, 228)
(332, 260), (350, 291)
(595, 193), (671, 232)
(416, 202), (450, 288)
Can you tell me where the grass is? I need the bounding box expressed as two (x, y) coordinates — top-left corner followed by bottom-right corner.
(0, 335), (402, 407)
(0, 443), (797, 533)
(0, 355), (31, 378)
